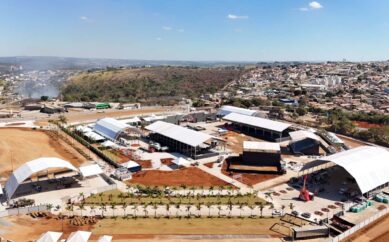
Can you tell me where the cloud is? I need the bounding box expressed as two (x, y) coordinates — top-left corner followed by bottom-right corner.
(299, 1), (323, 11)
(80, 16), (93, 23)
(227, 14), (248, 20)
(162, 26), (172, 31)
(309, 1), (323, 9)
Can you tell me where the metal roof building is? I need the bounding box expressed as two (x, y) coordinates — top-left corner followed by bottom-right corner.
(145, 121), (216, 159)
(318, 146), (389, 194)
(289, 130), (321, 155)
(5, 157), (79, 200)
(218, 105), (258, 117)
(223, 113), (291, 140)
(94, 118), (135, 141)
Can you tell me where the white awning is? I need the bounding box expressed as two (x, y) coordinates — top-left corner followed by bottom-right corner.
(36, 231), (63, 242)
(84, 131), (105, 141)
(319, 146), (389, 194)
(146, 121), (213, 147)
(223, 113), (291, 133)
(289, 130), (320, 142)
(121, 160), (140, 169)
(243, 141), (280, 153)
(98, 235), (113, 242)
(101, 140), (117, 148)
(67, 231), (91, 242)
(94, 118), (131, 140)
(79, 164), (103, 177)
(172, 157), (190, 166)
(5, 157), (79, 199)
(218, 105), (257, 117)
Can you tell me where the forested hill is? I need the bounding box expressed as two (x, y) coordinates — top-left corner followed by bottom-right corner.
(61, 66), (242, 104)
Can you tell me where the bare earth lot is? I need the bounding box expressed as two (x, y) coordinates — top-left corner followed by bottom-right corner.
(128, 167), (230, 187)
(0, 128), (87, 177)
(344, 215), (389, 242)
(0, 215), (280, 242)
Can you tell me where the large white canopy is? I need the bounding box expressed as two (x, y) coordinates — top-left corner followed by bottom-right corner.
(94, 118), (131, 140)
(79, 164), (103, 178)
(36, 231), (63, 242)
(5, 157), (79, 199)
(218, 105), (257, 117)
(223, 113), (291, 133)
(319, 146), (389, 194)
(98, 235), (113, 242)
(146, 121), (213, 147)
(67, 231), (91, 242)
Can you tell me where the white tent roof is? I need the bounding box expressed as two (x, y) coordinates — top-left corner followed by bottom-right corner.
(97, 235), (113, 242)
(243, 141), (280, 153)
(101, 140), (117, 148)
(5, 157), (79, 199)
(36, 231), (63, 242)
(319, 146), (389, 194)
(289, 130), (320, 142)
(146, 121), (213, 147)
(223, 113), (291, 133)
(67, 231), (91, 242)
(172, 157), (190, 166)
(84, 131), (105, 141)
(218, 105), (257, 117)
(94, 118), (131, 140)
(121, 160), (140, 169)
(79, 164), (103, 177)
(75, 126), (93, 134)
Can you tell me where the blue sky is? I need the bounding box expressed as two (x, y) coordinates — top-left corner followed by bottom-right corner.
(0, 0), (388, 61)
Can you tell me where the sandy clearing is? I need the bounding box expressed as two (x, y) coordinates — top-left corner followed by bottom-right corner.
(343, 214), (389, 242)
(0, 128), (87, 178)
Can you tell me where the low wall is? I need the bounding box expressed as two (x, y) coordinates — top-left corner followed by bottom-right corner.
(328, 207), (389, 242)
(0, 204), (49, 218)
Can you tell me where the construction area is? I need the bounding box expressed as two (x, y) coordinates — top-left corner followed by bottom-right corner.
(0, 105), (388, 242)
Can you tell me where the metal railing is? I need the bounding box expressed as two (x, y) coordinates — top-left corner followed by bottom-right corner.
(328, 207), (389, 242)
(0, 204), (49, 218)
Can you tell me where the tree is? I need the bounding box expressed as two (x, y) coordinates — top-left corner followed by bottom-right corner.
(296, 107), (307, 116)
(58, 115), (68, 124)
(40, 96), (49, 101)
(78, 203), (85, 216)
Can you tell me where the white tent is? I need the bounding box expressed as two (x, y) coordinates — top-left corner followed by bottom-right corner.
(172, 157), (190, 166)
(101, 140), (117, 148)
(319, 146), (389, 194)
(66, 231), (91, 242)
(5, 157), (79, 199)
(223, 113), (291, 133)
(218, 105), (258, 117)
(121, 160), (140, 169)
(79, 164), (103, 178)
(36, 231), (63, 242)
(97, 235), (113, 242)
(146, 121), (213, 147)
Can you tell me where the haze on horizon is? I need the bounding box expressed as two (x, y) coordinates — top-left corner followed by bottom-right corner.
(0, 0), (388, 62)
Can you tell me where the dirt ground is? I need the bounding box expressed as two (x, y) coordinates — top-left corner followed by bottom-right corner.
(343, 215), (389, 242)
(128, 167), (230, 187)
(339, 135), (366, 148)
(221, 160), (280, 186)
(35, 107), (169, 125)
(0, 128), (87, 178)
(0, 215), (280, 242)
(223, 131), (265, 154)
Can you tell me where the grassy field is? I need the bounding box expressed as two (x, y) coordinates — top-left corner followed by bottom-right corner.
(84, 189), (265, 206)
(92, 217), (280, 235)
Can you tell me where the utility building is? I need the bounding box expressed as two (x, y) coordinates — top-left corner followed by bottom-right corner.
(223, 113), (291, 141)
(289, 130), (321, 155)
(145, 121), (219, 159)
(229, 141), (281, 173)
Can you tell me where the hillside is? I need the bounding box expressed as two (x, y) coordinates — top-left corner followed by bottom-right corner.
(61, 66), (242, 104)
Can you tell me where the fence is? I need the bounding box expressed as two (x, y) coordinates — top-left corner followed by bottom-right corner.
(63, 184), (118, 204)
(0, 204), (49, 218)
(328, 207), (389, 242)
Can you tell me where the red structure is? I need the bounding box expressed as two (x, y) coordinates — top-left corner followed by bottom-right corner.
(299, 175), (311, 201)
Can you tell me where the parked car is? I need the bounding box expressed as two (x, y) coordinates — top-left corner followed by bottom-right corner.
(301, 212), (311, 218)
(272, 209), (284, 216)
(292, 210), (299, 216)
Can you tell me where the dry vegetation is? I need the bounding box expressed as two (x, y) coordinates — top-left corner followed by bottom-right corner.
(62, 66), (242, 104)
